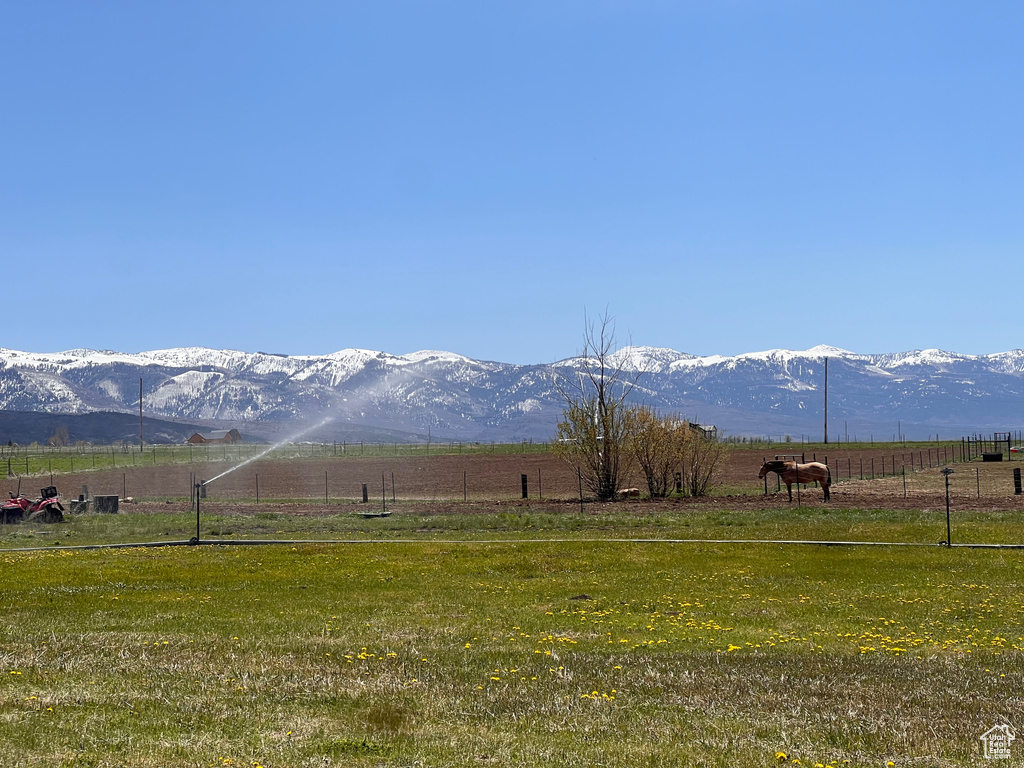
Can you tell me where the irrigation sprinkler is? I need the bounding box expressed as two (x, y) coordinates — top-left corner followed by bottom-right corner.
(941, 468), (954, 547)
(193, 480), (205, 544)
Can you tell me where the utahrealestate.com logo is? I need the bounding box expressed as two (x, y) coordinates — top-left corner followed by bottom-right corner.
(980, 723), (1015, 759)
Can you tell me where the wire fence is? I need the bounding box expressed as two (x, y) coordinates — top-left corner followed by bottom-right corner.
(760, 442), (1024, 495)
(0, 439), (552, 479)
(3, 447), (1022, 511)
(2, 453), (577, 506)
(963, 430), (1024, 461)
(782, 444), (965, 484)
(3, 440), (1024, 550)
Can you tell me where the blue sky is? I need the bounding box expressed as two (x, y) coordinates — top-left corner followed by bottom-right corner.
(2, 2), (1021, 363)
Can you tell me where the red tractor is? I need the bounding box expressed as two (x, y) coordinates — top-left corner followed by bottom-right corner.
(2, 486), (64, 523)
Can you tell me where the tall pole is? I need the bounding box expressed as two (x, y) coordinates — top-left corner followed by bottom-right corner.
(194, 481), (202, 543)
(139, 377), (144, 452)
(942, 468), (954, 547)
(823, 357), (829, 444)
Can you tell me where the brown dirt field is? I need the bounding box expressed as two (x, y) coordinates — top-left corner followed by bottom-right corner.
(7, 446), (1024, 515)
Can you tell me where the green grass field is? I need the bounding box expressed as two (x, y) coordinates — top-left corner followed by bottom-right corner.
(1, 499), (1021, 549)
(1, 506), (1022, 767)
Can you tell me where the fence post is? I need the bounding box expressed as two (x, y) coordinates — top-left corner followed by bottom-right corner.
(521, 474), (528, 499)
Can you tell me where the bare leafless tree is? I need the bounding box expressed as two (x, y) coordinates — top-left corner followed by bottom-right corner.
(48, 425), (70, 447)
(553, 311), (646, 501)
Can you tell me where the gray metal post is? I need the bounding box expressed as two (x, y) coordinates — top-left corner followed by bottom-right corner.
(194, 482), (202, 543)
(942, 468), (954, 546)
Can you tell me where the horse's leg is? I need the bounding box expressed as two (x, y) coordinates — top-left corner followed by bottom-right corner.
(785, 481), (792, 502)
(823, 482), (830, 502)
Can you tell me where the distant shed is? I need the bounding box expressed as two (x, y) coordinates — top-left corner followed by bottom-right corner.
(690, 423), (718, 441)
(186, 429), (242, 444)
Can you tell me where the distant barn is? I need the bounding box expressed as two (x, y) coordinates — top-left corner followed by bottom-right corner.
(690, 423), (718, 441)
(186, 429), (242, 445)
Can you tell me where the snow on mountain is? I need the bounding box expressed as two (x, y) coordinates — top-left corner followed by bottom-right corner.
(986, 350), (1024, 373)
(610, 346), (693, 373)
(805, 344), (857, 357)
(868, 349), (971, 369)
(1, 344), (1023, 440)
(402, 350), (476, 365)
(11, 369), (89, 413)
(554, 346), (693, 373)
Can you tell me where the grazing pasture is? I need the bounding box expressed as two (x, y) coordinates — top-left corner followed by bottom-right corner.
(1, 445), (1023, 766)
(1, 534), (1022, 767)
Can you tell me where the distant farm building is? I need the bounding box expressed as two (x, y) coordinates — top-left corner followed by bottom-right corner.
(187, 429), (242, 445)
(690, 423), (718, 441)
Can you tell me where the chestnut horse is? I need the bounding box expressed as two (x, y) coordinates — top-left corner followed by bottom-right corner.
(758, 460), (831, 502)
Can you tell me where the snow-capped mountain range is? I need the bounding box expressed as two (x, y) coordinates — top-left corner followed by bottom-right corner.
(1, 344), (1022, 442)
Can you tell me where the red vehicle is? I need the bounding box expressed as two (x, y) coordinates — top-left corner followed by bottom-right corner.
(2, 486), (64, 523)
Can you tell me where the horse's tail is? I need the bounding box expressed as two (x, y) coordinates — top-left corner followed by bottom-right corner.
(826, 466), (832, 484)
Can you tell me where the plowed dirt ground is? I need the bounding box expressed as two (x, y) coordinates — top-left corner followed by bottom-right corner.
(14, 445), (1021, 518)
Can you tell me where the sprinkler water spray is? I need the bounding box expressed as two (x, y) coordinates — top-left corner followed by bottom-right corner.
(204, 417), (336, 486)
(191, 418), (334, 543)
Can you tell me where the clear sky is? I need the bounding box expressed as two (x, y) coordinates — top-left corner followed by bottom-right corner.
(2, 2), (1021, 363)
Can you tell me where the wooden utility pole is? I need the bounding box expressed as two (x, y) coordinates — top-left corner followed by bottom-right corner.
(139, 378), (144, 451)
(823, 357), (829, 444)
